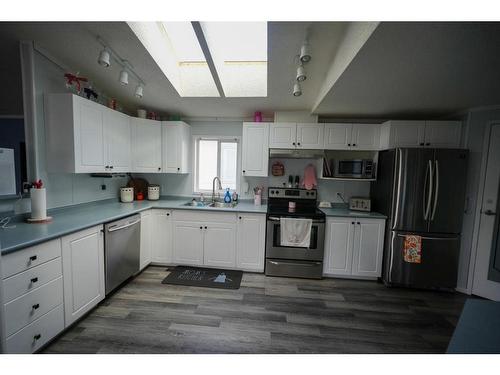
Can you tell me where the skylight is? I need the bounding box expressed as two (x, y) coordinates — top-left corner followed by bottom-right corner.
(128, 22), (268, 98)
(200, 22), (268, 97)
(127, 21), (219, 97)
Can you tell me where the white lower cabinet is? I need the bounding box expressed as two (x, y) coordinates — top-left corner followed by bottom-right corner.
(139, 210), (153, 270)
(323, 217), (385, 279)
(203, 223), (237, 268)
(172, 221), (204, 266)
(236, 213), (266, 272)
(62, 225), (105, 326)
(151, 209), (173, 264)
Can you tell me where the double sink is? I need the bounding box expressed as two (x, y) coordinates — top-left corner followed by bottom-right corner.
(184, 200), (238, 209)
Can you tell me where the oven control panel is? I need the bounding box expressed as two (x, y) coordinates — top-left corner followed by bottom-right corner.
(268, 188), (317, 200)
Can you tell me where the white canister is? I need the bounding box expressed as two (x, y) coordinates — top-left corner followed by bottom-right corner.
(148, 185), (160, 201)
(120, 187), (134, 203)
(31, 188), (47, 220)
(137, 109), (147, 119)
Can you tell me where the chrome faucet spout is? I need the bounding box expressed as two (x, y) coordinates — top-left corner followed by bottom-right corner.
(212, 176), (223, 203)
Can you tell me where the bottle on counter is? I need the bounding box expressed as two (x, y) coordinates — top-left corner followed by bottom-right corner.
(224, 188), (232, 203)
(231, 191), (238, 202)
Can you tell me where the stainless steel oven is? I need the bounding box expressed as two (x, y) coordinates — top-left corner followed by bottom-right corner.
(265, 188), (326, 279)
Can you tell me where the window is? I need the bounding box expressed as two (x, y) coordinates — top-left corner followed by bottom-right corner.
(194, 137), (239, 193)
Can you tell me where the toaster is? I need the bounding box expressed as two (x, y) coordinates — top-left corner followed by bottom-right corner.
(349, 197), (371, 212)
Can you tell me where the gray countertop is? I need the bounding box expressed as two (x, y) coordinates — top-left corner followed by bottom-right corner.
(0, 198), (385, 255)
(0, 197), (267, 255)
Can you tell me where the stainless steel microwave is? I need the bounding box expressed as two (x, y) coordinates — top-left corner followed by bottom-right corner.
(334, 159), (375, 179)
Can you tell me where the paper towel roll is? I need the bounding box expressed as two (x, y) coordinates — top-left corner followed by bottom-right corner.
(31, 188), (47, 220)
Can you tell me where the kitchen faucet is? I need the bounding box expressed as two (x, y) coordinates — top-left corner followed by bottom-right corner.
(212, 176), (222, 203)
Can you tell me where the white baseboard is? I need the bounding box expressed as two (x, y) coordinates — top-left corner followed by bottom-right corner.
(455, 286), (471, 295)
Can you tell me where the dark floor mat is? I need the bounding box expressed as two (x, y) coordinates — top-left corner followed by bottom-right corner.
(161, 266), (243, 289)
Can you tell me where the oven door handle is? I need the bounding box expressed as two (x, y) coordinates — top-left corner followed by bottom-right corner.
(268, 260), (322, 267)
(268, 216), (325, 224)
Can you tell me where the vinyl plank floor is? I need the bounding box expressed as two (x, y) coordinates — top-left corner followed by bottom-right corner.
(42, 266), (467, 354)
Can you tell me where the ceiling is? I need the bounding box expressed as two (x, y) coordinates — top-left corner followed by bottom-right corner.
(0, 21), (347, 118)
(314, 22), (500, 118)
(2, 21), (500, 119)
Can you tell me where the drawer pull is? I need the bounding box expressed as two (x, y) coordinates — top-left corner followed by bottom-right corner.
(32, 303), (40, 310)
(31, 277), (39, 283)
(29, 255), (37, 262)
(34, 334), (41, 341)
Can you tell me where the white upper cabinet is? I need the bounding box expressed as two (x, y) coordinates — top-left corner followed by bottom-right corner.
(324, 123), (380, 150)
(380, 120), (461, 149)
(269, 123), (325, 149)
(296, 123), (325, 149)
(103, 108), (131, 173)
(242, 122), (269, 177)
(45, 94), (106, 173)
(351, 123), (380, 150)
(424, 121), (461, 148)
(162, 121), (191, 174)
(269, 122), (297, 148)
(131, 118), (162, 173)
(324, 123), (352, 150)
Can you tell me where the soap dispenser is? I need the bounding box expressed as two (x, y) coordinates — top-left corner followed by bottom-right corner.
(224, 188), (232, 203)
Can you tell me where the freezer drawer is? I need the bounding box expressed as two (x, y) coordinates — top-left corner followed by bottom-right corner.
(385, 231), (460, 289)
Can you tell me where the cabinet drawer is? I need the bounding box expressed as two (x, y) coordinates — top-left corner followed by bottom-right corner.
(3, 257), (62, 303)
(4, 276), (63, 337)
(173, 210), (236, 223)
(2, 239), (62, 278)
(5, 304), (64, 354)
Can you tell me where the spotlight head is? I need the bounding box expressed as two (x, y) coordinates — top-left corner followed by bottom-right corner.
(293, 82), (302, 97)
(98, 49), (111, 67)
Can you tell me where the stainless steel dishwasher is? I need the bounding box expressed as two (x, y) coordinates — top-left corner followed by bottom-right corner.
(104, 214), (141, 295)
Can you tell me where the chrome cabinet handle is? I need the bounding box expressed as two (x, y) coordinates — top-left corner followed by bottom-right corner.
(30, 277), (38, 283)
(424, 160), (433, 220)
(29, 255), (37, 262)
(34, 334), (41, 341)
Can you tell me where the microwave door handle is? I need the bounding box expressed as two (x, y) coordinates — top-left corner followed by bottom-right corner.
(431, 160), (439, 220)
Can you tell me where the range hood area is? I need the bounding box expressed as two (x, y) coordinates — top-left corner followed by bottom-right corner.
(269, 148), (326, 159)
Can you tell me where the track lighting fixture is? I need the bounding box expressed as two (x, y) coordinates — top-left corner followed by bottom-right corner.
(293, 82), (302, 97)
(134, 84), (144, 98)
(119, 69), (129, 86)
(296, 63), (306, 82)
(299, 42), (311, 63)
(97, 48), (111, 67)
(96, 37), (146, 99)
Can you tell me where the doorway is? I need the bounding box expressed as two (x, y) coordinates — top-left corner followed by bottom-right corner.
(472, 123), (500, 300)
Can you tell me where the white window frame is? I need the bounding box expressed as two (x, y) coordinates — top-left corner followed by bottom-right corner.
(193, 136), (241, 195)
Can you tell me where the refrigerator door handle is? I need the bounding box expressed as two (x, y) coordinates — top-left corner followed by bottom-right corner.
(431, 160), (439, 220)
(424, 160), (433, 220)
(395, 233), (459, 241)
(392, 148), (403, 230)
(389, 231), (396, 283)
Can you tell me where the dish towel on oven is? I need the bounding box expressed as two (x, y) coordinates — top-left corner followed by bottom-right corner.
(280, 217), (312, 248)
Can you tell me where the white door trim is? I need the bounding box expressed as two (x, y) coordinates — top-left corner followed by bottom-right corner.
(467, 121), (500, 295)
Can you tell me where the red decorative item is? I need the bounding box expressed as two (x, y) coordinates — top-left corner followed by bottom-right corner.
(271, 161), (285, 176)
(136, 191), (144, 201)
(64, 73), (88, 92)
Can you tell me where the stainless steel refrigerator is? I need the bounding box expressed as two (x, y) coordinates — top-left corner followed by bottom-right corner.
(371, 148), (468, 290)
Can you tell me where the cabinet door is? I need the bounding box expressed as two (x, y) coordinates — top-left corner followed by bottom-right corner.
(296, 123), (325, 149)
(75, 99), (106, 172)
(242, 122), (269, 177)
(324, 123), (352, 150)
(131, 118), (162, 173)
(269, 123), (297, 148)
(351, 219), (385, 278)
(151, 209), (173, 264)
(104, 109), (131, 172)
(236, 213), (265, 272)
(323, 218), (355, 276)
(162, 123), (192, 174)
(351, 123), (380, 150)
(389, 121), (426, 148)
(139, 210), (152, 270)
(61, 225), (105, 326)
(203, 223), (236, 268)
(172, 221), (204, 266)
(424, 121), (461, 148)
